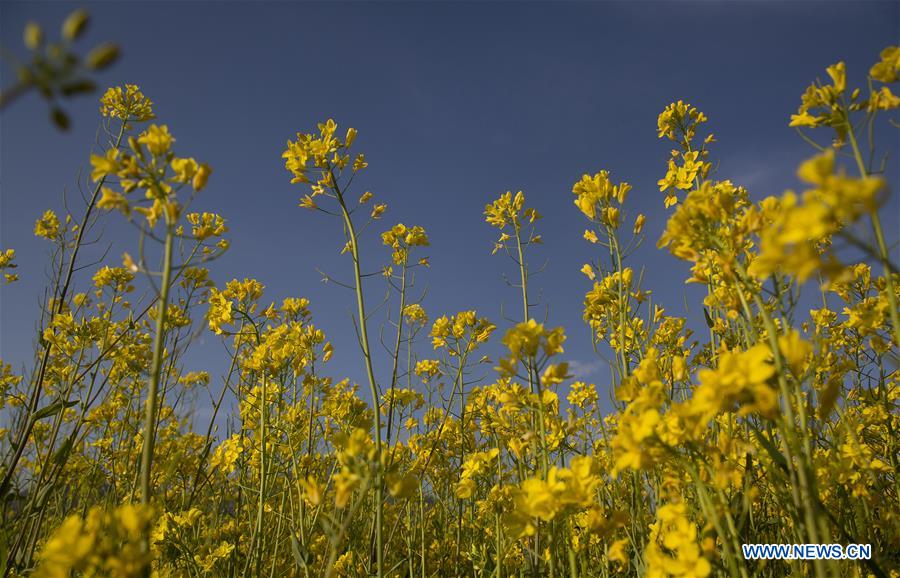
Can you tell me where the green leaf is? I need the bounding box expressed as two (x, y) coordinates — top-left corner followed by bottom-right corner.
(703, 308), (714, 328)
(50, 107), (70, 131)
(51, 436), (75, 466)
(31, 398), (77, 421)
(290, 533), (311, 567)
(752, 428), (789, 473)
(60, 79), (96, 97)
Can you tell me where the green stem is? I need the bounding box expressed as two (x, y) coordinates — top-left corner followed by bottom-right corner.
(385, 260), (408, 446)
(138, 216), (175, 575)
(845, 123), (900, 347)
(332, 171), (383, 578)
(514, 221), (529, 323)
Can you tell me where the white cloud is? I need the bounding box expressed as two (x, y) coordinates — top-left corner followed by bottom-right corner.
(566, 359), (606, 380)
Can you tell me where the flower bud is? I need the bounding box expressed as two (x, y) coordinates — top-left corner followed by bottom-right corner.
(62, 9), (89, 41)
(633, 214), (646, 235)
(86, 43), (120, 70)
(24, 22), (42, 50)
(192, 164), (212, 191)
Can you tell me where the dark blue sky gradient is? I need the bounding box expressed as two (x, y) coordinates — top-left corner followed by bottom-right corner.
(2, 1), (898, 415)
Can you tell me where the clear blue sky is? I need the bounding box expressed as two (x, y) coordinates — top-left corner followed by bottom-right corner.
(1, 1), (898, 412)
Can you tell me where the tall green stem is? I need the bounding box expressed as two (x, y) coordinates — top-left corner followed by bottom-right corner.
(332, 172), (383, 578)
(845, 123), (900, 347)
(255, 372), (268, 577)
(138, 216), (175, 577)
(140, 224), (174, 504)
(385, 260), (408, 446)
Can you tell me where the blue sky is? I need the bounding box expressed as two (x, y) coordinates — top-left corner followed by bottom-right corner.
(1, 1), (898, 413)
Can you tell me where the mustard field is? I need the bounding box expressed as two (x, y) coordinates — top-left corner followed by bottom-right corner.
(0, 8), (898, 578)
